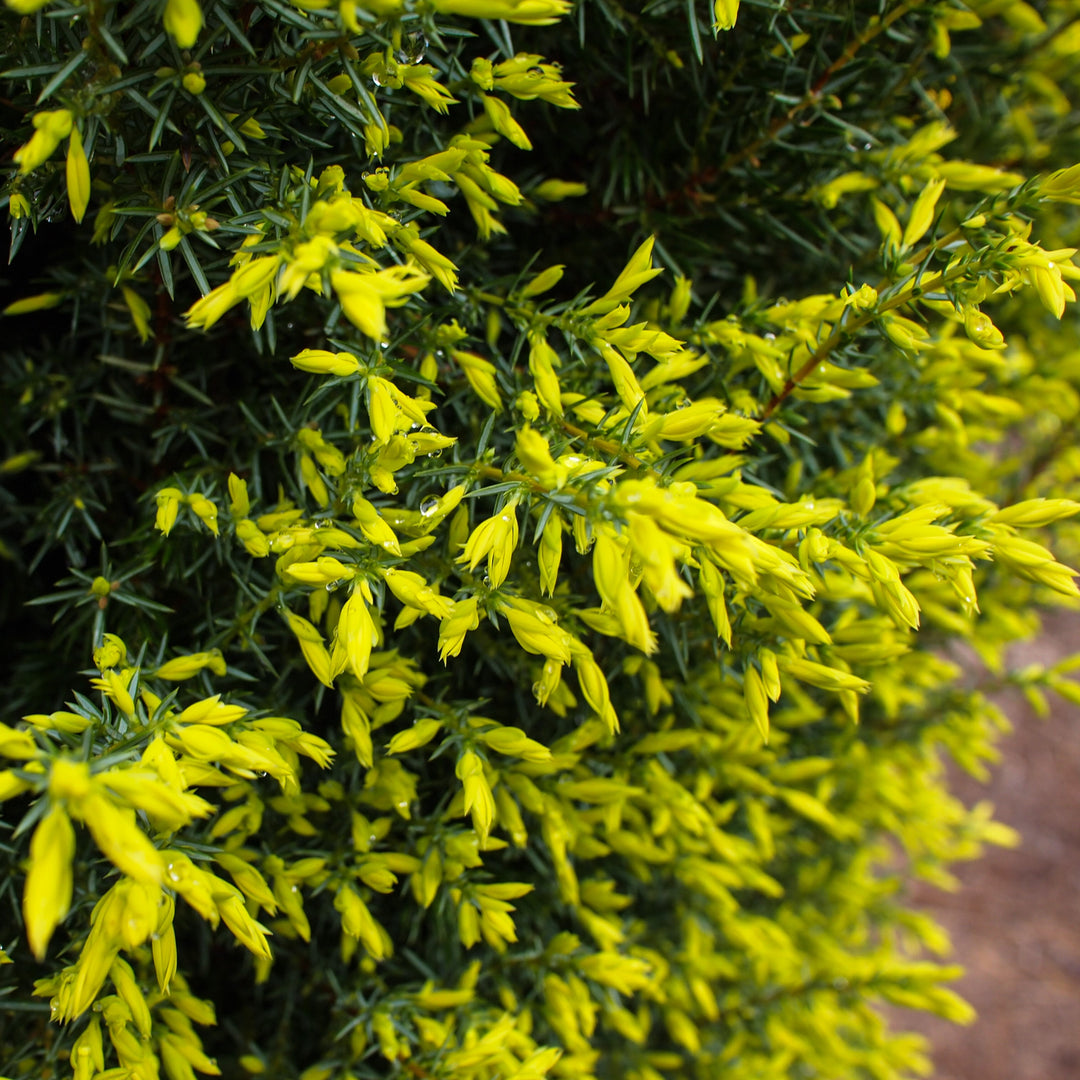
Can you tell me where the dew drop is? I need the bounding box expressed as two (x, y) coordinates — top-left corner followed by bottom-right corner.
(372, 71), (386, 87)
(532, 681), (544, 701)
(420, 496), (440, 517)
(395, 30), (427, 65)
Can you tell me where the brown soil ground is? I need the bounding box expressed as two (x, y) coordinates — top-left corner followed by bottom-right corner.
(894, 610), (1080, 1079)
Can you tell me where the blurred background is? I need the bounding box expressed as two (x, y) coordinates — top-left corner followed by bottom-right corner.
(898, 608), (1080, 1080)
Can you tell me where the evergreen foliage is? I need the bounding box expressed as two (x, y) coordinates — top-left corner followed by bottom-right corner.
(3, 0), (1080, 1077)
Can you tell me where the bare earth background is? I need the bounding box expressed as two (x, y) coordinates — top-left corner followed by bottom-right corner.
(896, 609), (1080, 1079)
